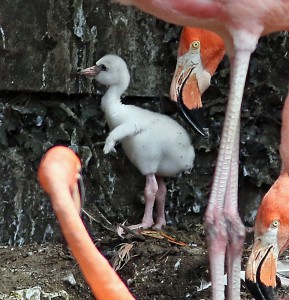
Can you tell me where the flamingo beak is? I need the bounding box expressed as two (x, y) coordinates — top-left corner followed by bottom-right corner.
(245, 241), (279, 300)
(170, 64), (209, 138)
(77, 173), (86, 207)
(71, 173), (85, 214)
(79, 65), (101, 77)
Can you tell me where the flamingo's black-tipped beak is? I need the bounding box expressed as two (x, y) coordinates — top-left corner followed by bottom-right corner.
(245, 243), (279, 300)
(177, 92), (209, 138)
(70, 172), (85, 214)
(170, 64), (209, 138)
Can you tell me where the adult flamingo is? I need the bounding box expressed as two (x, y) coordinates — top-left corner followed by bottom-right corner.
(170, 26), (225, 137)
(245, 95), (289, 300)
(115, 1), (289, 299)
(245, 169), (289, 300)
(38, 146), (134, 300)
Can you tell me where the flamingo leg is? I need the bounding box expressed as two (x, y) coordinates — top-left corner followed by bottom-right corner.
(204, 49), (251, 300)
(154, 176), (167, 229)
(127, 174), (157, 230)
(224, 121), (246, 300)
(141, 174), (158, 227)
(280, 92), (289, 173)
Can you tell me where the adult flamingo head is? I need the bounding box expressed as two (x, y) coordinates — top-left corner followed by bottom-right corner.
(38, 145), (135, 300)
(38, 146), (83, 213)
(245, 171), (289, 300)
(170, 26), (225, 137)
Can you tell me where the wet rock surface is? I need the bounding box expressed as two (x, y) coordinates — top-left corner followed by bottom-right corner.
(0, 0), (178, 96)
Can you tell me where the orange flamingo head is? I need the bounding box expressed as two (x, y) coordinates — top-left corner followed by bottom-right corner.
(170, 27), (225, 137)
(245, 171), (289, 299)
(38, 146), (83, 211)
(170, 27), (225, 107)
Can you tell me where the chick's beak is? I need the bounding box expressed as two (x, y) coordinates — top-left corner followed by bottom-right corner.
(245, 241), (279, 300)
(79, 65), (101, 77)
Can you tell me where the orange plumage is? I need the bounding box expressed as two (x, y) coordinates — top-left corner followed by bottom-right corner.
(255, 170), (289, 255)
(246, 170), (289, 297)
(170, 26), (225, 109)
(178, 27), (225, 75)
(38, 146), (134, 300)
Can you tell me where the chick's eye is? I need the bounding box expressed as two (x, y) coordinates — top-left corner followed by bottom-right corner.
(272, 220), (280, 228)
(99, 64), (107, 71)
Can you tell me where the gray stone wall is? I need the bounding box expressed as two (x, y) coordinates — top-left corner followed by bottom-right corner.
(0, 0), (178, 96)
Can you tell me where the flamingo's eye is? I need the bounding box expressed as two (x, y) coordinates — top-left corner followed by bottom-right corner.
(191, 41), (200, 50)
(271, 220), (280, 228)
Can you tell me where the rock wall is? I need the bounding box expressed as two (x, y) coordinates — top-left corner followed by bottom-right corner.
(0, 0), (288, 245)
(0, 0), (178, 96)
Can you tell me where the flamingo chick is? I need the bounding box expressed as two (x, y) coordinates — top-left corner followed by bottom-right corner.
(170, 26), (225, 136)
(38, 146), (134, 300)
(245, 170), (289, 300)
(116, 1), (289, 299)
(80, 54), (195, 232)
